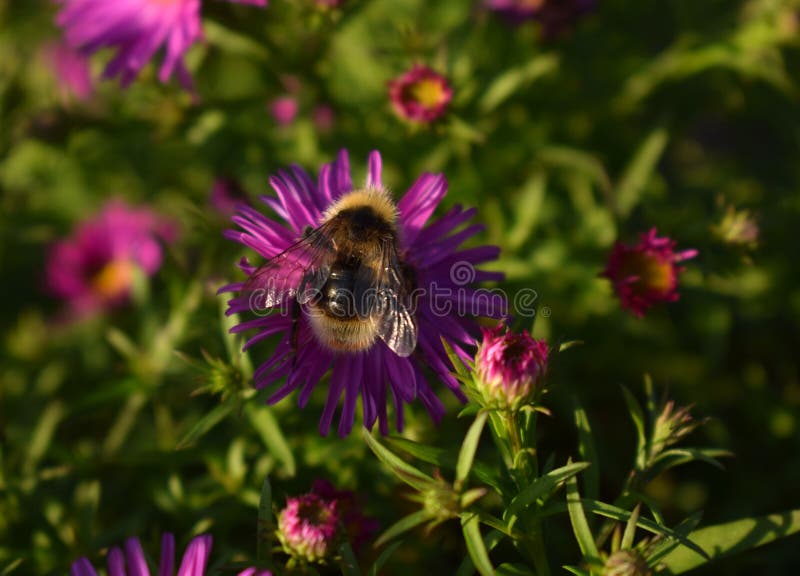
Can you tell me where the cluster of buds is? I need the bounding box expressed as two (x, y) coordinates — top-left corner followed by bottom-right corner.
(649, 400), (704, 463)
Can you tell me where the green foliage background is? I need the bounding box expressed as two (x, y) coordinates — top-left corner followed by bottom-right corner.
(1, 0), (800, 573)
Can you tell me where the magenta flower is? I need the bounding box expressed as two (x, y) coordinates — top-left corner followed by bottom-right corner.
(388, 65), (453, 124)
(70, 533), (270, 576)
(277, 492), (342, 563)
(269, 95), (299, 126)
(485, 0), (595, 37)
(46, 200), (178, 317)
(475, 325), (548, 410)
(40, 40), (94, 103)
(602, 228), (698, 318)
(220, 150), (504, 436)
(312, 104), (336, 132)
(56, 0), (267, 91)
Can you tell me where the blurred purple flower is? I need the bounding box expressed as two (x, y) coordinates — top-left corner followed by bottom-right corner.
(311, 479), (378, 550)
(269, 95), (299, 126)
(220, 150), (504, 436)
(55, 0), (267, 91)
(40, 40), (94, 102)
(70, 533), (270, 576)
(388, 65), (452, 124)
(312, 104), (336, 132)
(46, 200), (178, 317)
(485, 0), (595, 37)
(602, 228), (697, 318)
(210, 178), (247, 217)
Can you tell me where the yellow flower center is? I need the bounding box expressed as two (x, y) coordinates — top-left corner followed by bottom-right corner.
(621, 253), (673, 295)
(92, 259), (135, 300)
(410, 78), (446, 108)
(517, 0), (545, 9)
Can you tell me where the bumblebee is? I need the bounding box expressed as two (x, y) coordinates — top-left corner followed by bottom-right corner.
(244, 187), (417, 357)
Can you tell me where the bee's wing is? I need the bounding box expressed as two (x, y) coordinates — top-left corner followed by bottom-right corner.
(374, 242), (418, 357)
(242, 222), (336, 312)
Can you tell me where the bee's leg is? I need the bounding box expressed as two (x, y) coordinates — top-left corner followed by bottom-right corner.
(290, 299), (302, 369)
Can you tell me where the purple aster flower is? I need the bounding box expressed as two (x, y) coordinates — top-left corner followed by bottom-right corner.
(70, 533), (271, 576)
(485, 0), (596, 38)
(40, 40), (94, 103)
(220, 150), (504, 436)
(46, 200), (178, 317)
(55, 0), (267, 91)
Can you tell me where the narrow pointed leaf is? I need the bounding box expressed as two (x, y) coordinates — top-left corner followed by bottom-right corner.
(509, 461), (590, 516)
(176, 400), (234, 450)
(257, 476), (272, 564)
(461, 512), (496, 576)
(660, 510), (800, 574)
(566, 467), (600, 561)
(245, 403), (295, 476)
(441, 337), (472, 382)
(338, 541), (361, 576)
(362, 430), (435, 491)
(457, 411), (488, 486)
(496, 563), (535, 576)
(368, 541), (403, 576)
(573, 401), (599, 501)
(620, 385), (647, 469)
(621, 504), (641, 550)
(375, 510), (430, 547)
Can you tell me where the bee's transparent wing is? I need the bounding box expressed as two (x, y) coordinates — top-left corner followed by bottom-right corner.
(374, 243), (418, 357)
(242, 223), (336, 313)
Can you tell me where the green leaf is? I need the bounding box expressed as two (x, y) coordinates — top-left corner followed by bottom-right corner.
(621, 504), (641, 551)
(480, 54), (560, 112)
(338, 541), (362, 576)
(620, 385), (647, 470)
(257, 476), (272, 564)
(648, 448), (732, 477)
(565, 465), (600, 561)
(507, 171), (547, 250)
(496, 563), (535, 576)
(175, 400), (234, 450)
(562, 567), (591, 576)
(1, 558), (24, 575)
(441, 337), (472, 382)
(660, 510), (800, 574)
(245, 403), (296, 476)
(509, 461), (590, 516)
(573, 402), (599, 502)
(368, 541), (403, 576)
(582, 500), (708, 561)
(461, 512), (496, 576)
(385, 436), (506, 493)
(614, 127), (669, 217)
(203, 19), (269, 61)
(457, 411), (488, 487)
(376, 510), (430, 547)
(362, 430), (435, 492)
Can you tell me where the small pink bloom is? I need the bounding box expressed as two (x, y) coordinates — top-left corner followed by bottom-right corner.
(277, 492), (341, 563)
(269, 95), (299, 126)
(210, 178), (246, 217)
(602, 228), (697, 318)
(40, 40), (93, 103)
(475, 326), (548, 409)
(56, 0), (267, 91)
(388, 65), (453, 124)
(312, 104), (336, 132)
(46, 200), (178, 317)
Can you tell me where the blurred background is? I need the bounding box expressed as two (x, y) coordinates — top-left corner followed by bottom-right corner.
(2, 0), (800, 573)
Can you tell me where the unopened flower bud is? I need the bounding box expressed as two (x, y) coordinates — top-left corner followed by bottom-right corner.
(277, 493), (341, 563)
(603, 549), (652, 576)
(475, 326), (548, 410)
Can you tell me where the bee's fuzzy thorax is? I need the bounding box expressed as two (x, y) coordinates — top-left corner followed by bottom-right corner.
(324, 187), (397, 226)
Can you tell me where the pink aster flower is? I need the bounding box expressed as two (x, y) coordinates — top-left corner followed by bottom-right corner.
(46, 200), (178, 317)
(70, 533), (270, 576)
(388, 65), (453, 124)
(55, 0), (267, 91)
(277, 492), (341, 563)
(220, 150), (504, 436)
(475, 325), (548, 410)
(602, 228), (698, 318)
(485, 0), (595, 38)
(40, 40), (94, 103)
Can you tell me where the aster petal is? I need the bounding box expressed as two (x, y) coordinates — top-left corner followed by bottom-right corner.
(366, 151), (382, 188)
(397, 174), (447, 245)
(159, 533), (175, 576)
(338, 353), (364, 436)
(124, 537), (150, 576)
(71, 558), (99, 576)
(107, 547), (127, 576)
(176, 535), (212, 576)
(320, 359), (348, 436)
